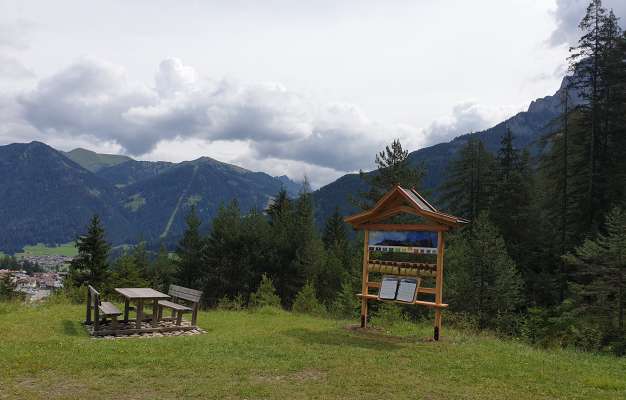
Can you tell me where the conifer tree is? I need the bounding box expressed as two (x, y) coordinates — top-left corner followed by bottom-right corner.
(150, 243), (175, 292)
(490, 128), (532, 264)
(249, 273), (281, 308)
(564, 207), (626, 334)
(445, 212), (523, 327)
(110, 252), (147, 289)
(357, 139), (424, 209)
(174, 205), (204, 289)
(439, 137), (494, 222)
(68, 215), (110, 289)
(292, 281), (326, 316)
(132, 239), (150, 278)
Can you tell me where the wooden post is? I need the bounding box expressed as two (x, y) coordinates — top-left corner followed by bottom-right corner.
(93, 293), (100, 332)
(85, 289), (92, 325)
(191, 302), (199, 326)
(123, 298), (130, 322)
(434, 231), (445, 340)
(136, 299), (143, 329)
(360, 230), (370, 328)
(151, 299), (159, 327)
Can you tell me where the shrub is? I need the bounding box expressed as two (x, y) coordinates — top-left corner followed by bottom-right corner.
(330, 280), (359, 319)
(64, 284), (88, 304)
(445, 311), (480, 334)
(217, 294), (245, 311)
(370, 303), (406, 328)
(292, 282), (326, 316)
(249, 274), (281, 309)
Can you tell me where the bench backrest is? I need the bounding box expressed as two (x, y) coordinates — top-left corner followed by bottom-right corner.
(88, 285), (101, 306)
(169, 284), (202, 303)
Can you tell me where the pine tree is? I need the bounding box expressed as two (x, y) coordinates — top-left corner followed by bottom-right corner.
(249, 273), (281, 308)
(174, 205), (204, 289)
(568, 0), (624, 230)
(110, 252), (147, 289)
(132, 239), (150, 278)
(445, 212), (524, 327)
(564, 207), (626, 335)
(356, 139), (424, 209)
(292, 281), (326, 316)
(149, 243), (175, 292)
(266, 187), (291, 224)
(439, 137), (494, 222)
(490, 128), (533, 265)
(68, 215), (110, 289)
(322, 208), (347, 250)
(330, 280), (359, 318)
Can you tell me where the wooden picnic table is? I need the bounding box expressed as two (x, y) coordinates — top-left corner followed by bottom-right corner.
(115, 288), (170, 329)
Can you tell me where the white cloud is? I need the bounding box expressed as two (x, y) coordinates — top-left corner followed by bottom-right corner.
(423, 101), (522, 144)
(15, 57), (425, 180)
(549, 0), (626, 47)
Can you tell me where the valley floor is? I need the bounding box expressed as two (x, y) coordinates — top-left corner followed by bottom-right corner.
(0, 302), (625, 400)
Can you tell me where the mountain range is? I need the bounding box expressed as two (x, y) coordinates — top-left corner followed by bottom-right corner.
(0, 77), (571, 253)
(0, 145), (301, 253)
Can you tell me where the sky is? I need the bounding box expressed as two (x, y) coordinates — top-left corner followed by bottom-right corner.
(1, 0), (625, 187)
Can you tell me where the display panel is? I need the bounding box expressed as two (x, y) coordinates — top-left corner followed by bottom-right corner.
(368, 231), (438, 254)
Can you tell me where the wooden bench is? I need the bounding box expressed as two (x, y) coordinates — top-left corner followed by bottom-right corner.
(157, 285), (202, 326)
(85, 285), (122, 332)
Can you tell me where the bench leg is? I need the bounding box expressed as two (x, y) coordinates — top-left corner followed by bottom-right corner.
(176, 312), (183, 326)
(171, 308), (177, 320)
(111, 316), (118, 331)
(157, 305), (163, 321)
(151, 299), (159, 327)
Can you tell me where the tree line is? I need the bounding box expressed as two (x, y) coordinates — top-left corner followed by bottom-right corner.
(439, 0), (626, 354)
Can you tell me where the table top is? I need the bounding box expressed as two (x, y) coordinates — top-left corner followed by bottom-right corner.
(115, 288), (170, 300)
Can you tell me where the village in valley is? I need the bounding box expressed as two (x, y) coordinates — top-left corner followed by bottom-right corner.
(0, 254), (71, 301)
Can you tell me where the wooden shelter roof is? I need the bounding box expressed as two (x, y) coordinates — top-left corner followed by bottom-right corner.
(344, 185), (468, 229)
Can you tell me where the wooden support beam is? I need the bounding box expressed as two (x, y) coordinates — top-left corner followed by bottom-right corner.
(356, 294), (448, 308)
(357, 223), (448, 232)
(434, 231), (445, 340)
(360, 230), (370, 328)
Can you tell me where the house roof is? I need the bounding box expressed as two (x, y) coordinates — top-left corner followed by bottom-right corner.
(344, 185), (468, 228)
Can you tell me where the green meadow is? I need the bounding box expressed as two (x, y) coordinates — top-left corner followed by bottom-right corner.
(1, 301), (624, 400)
(14, 242), (77, 257)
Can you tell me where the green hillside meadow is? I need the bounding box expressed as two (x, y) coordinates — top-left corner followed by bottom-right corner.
(0, 301), (624, 400)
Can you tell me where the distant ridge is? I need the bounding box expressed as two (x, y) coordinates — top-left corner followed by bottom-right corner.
(63, 148), (133, 172)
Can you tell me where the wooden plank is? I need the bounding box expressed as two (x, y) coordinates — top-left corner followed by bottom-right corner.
(99, 302), (122, 316)
(358, 223), (448, 232)
(158, 300), (192, 312)
(417, 287), (436, 295)
(434, 231), (445, 340)
(356, 293), (448, 308)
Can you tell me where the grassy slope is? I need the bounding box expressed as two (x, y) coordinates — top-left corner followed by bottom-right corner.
(14, 242), (77, 257)
(0, 302), (625, 400)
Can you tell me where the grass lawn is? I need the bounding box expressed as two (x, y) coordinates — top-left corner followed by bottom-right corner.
(14, 242), (77, 257)
(1, 302), (625, 400)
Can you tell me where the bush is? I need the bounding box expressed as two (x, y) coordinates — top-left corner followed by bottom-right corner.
(292, 282), (326, 316)
(249, 274), (281, 309)
(370, 303), (406, 328)
(217, 294), (245, 311)
(64, 284), (88, 304)
(445, 311), (480, 334)
(330, 280), (359, 319)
